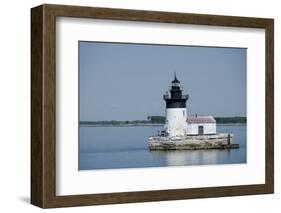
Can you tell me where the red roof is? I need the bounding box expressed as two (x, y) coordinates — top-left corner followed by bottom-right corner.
(186, 116), (216, 124)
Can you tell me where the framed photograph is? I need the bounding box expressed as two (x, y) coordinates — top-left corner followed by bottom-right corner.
(31, 4), (274, 208)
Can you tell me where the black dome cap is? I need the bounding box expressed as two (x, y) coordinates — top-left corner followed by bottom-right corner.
(172, 72), (180, 83)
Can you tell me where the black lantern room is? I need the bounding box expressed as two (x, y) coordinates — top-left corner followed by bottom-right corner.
(163, 73), (189, 108)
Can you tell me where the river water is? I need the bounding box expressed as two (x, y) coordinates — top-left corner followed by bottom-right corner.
(79, 125), (246, 170)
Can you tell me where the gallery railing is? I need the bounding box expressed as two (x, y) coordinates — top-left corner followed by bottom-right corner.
(163, 94), (189, 100)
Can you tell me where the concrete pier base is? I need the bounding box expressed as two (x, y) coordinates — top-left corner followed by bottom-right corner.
(148, 133), (239, 150)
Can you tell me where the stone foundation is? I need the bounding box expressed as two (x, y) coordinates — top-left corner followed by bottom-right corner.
(148, 133), (239, 150)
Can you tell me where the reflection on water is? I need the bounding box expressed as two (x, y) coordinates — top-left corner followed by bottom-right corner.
(154, 149), (234, 167)
(79, 125), (246, 170)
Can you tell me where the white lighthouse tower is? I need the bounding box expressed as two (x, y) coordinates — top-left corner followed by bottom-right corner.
(163, 74), (189, 137)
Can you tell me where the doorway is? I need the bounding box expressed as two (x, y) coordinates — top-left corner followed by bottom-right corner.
(198, 126), (204, 135)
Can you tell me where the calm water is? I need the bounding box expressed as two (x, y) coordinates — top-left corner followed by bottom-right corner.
(79, 125), (246, 170)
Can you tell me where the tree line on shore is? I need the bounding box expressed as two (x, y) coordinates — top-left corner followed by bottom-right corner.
(80, 116), (246, 125)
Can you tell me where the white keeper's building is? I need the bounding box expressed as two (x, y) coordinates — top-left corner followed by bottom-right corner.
(186, 115), (216, 135)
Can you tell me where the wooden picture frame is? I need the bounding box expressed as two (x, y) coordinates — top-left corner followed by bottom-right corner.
(31, 4), (274, 208)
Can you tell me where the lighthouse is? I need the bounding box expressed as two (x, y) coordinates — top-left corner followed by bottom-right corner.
(149, 73), (238, 150)
(163, 74), (189, 137)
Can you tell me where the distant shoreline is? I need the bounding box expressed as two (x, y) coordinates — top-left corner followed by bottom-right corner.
(80, 123), (246, 127)
(80, 117), (246, 127)
(80, 123), (163, 127)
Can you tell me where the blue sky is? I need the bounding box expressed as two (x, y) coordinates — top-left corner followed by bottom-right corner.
(79, 42), (246, 121)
